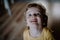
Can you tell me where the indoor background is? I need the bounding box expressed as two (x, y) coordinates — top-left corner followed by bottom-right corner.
(0, 0), (60, 40)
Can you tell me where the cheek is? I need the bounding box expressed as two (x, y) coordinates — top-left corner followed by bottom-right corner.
(37, 17), (41, 23)
(26, 17), (31, 23)
(26, 18), (32, 26)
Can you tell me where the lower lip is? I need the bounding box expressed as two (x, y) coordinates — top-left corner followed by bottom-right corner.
(31, 21), (37, 22)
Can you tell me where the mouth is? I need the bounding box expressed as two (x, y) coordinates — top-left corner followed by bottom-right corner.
(30, 18), (38, 23)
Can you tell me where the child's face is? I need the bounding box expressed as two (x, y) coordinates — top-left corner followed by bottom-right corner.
(26, 7), (42, 27)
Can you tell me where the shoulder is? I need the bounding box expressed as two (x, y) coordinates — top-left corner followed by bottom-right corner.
(43, 27), (53, 36)
(23, 27), (29, 33)
(23, 27), (29, 40)
(23, 27), (29, 37)
(43, 27), (55, 40)
(43, 27), (52, 33)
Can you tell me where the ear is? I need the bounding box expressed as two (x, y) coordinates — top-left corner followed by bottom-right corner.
(27, 24), (28, 26)
(42, 15), (48, 27)
(25, 19), (28, 26)
(25, 19), (26, 21)
(44, 15), (48, 27)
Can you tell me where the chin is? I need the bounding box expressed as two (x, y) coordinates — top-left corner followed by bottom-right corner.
(31, 22), (38, 25)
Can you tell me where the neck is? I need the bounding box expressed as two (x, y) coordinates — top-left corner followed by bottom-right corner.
(29, 25), (43, 37)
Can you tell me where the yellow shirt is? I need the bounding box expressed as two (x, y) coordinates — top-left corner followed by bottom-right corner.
(23, 27), (55, 40)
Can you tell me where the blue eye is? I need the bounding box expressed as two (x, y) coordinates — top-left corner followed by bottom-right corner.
(29, 14), (32, 16)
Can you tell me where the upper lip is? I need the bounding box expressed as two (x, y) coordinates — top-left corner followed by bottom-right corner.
(31, 20), (37, 22)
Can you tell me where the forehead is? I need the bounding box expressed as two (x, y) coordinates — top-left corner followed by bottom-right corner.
(26, 7), (40, 14)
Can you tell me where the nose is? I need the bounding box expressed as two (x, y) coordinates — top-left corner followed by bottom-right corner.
(31, 15), (37, 19)
(31, 15), (37, 21)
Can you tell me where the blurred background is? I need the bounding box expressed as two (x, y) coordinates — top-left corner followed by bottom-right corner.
(0, 0), (60, 40)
